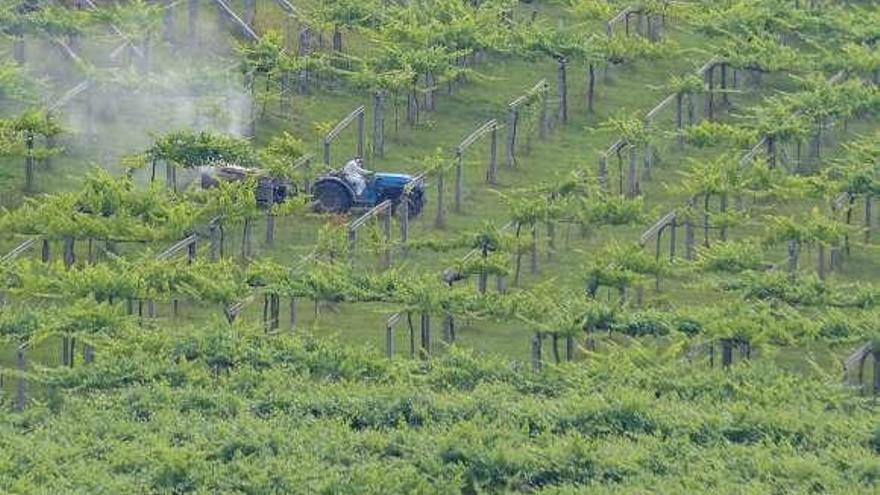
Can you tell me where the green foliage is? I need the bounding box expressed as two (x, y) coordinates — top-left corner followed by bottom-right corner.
(566, 0), (618, 20)
(677, 153), (742, 197)
(658, 73), (704, 96)
(763, 208), (847, 247)
(715, 30), (804, 73)
(725, 272), (879, 310)
(85, 0), (161, 39)
(578, 195), (646, 226)
(457, 251), (511, 277)
(0, 169), (260, 240)
(0, 297), (131, 347)
(1, 3), (880, 492)
(2, 328), (879, 493)
(0, 110), (64, 157)
(829, 42), (880, 77)
(312, 0), (378, 30)
(681, 121), (757, 148)
(821, 129), (880, 196)
(585, 242), (667, 297)
(0, 61), (39, 103)
(238, 30), (286, 79)
(499, 190), (565, 226)
(593, 112), (657, 146)
(613, 308), (673, 337)
(259, 132), (306, 180)
(0, 254), (250, 307)
(696, 240), (766, 273)
(147, 130), (257, 169)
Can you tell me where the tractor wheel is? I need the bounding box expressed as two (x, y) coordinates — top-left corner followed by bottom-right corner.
(314, 180), (353, 213)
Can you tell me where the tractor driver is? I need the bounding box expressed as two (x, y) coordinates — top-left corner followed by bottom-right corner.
(343, 157), (372, 197)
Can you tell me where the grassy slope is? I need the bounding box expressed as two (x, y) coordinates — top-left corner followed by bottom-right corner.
(0, 2), (878, 373)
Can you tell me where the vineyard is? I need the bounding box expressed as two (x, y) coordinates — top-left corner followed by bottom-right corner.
(0, 0), (879, 492)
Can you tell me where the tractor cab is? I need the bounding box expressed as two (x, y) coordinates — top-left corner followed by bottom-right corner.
(312, 164), (426, 216)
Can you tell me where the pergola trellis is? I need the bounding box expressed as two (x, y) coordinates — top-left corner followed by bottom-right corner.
(739, 69), (847, 170)
(456, 118), (499, 202)
(606, 5), (666, 41)
(383, 217), (517, 359)
(598, 140), (639, 198)
(844, 341), (880, 395)
(639, 211), (678, 288)
(505, 80), (550, 170)
(830, 190), (874, 272)
(597, 57), (724, 196)
(0, 238), (37, 265)
(347, 199), (394, 268)
(0, 238), (37, 309)
(399, 171), (427, 254)
(0, 231), (144, 409)
(639, 211), (678, 260)
(156, 233), (199, 263)
(2, 232), (106, 270)
(213, 0), (260, 41)
(222, 250), (315, 330)
(8, 0), (156, 189)
(384, 311), (438, 359)
(149, 232), (200, 317)
(0, 2), (317, 403)
(323, 105), (366, 167)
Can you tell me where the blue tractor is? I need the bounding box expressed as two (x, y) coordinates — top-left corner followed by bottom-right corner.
(312, 170), (426, 216)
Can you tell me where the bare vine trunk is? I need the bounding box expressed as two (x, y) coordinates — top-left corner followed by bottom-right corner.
(675, 93), (684, 148)
(425, 72), (435, 111)
(16, 349), (26, 411)
(373, 91), (385, 157)
(514, 223), (523, 286)
(721, 339), (734, 368)
(531, 332), (542, 371)
(557, 59), (568, 123)
(24, 130), (35, 192)
(787, 240), (799, 274)
(587, 63), (596, 113)
(704, 66), (715, 120)
(435, 169), (445, 228)
(63, 237), (75, 267)
(242, 218), (254, 259)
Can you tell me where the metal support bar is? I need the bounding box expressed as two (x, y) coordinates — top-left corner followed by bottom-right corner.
(348, 200), (394, 264)
(385, 312), (402, 358)
(0, 238), (37, 264)
(455, 151), (464, 212)
(349, 200), (393, 230)
(640, 211), (676, 247)
(324, 105), (367, 166)
(156, 234), (199, 261)
(506, 80), (548, 170)
(457, 119), (499, 200)
(213, 0), (260, 41)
